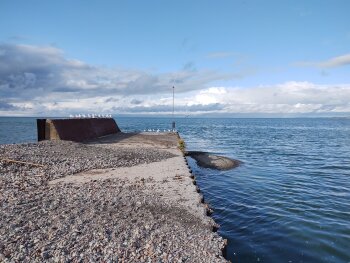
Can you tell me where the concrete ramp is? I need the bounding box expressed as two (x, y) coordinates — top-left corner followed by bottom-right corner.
(37, 118), (120, 142)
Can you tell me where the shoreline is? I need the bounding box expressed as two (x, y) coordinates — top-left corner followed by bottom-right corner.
(0, 132), (227, 262)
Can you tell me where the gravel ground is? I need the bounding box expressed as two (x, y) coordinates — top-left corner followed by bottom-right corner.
(0, 140), (227, 262)
(0, 140), (175, 180)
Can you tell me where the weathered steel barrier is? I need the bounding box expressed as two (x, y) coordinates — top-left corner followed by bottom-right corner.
(37, 118), (120, 142)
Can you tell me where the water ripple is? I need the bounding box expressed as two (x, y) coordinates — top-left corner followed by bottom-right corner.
(181, 118), (350, 263)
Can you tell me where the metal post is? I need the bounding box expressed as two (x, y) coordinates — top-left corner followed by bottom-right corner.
(172, 86), (175, 131)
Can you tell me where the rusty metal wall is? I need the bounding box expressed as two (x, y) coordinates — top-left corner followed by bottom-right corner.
(37, 118), (121, 142)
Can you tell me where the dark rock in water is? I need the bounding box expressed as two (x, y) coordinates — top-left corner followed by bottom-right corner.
(186, 151), (240, 170)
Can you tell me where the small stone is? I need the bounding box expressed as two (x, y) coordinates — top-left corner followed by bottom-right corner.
(41, 251), (50, 259)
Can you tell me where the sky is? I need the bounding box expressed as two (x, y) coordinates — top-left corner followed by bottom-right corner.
(0, 0), (350, 117)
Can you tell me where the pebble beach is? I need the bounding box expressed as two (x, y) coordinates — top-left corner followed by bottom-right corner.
(0, 134), (227, 262)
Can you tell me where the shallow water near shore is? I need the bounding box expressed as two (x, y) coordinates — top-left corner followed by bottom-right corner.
(1, 117), (350, 262)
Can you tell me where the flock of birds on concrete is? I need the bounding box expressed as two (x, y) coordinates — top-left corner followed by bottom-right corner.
(69, 114), (113, 118)
(142, 129), (176, 133)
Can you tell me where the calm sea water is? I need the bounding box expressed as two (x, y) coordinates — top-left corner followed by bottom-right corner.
(1, 117), (350, 262)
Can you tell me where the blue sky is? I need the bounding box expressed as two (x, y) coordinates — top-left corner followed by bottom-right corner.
(1, 0), (350, 116)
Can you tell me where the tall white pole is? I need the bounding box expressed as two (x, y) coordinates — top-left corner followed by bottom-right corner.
(172, 86), (175, 131)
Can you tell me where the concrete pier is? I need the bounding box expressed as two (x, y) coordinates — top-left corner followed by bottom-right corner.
(0, 131), (227, 262)
(52, 133), (219, 227)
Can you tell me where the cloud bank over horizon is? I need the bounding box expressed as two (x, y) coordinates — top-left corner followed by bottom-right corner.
(1, 43), (350, 117)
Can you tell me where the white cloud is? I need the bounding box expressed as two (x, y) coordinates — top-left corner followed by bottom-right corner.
(0, 43), (233, 102)
(1, 43), (350, 117)
(3, 81), (350, 117)
(297, 53), (350, 68)
(195, 82), (350, 114)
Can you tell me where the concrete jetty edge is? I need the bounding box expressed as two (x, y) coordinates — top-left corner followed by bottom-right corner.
(180, 136), (229, 259)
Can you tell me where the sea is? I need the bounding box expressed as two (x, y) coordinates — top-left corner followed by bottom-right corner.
(1, 117), (349, 263)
